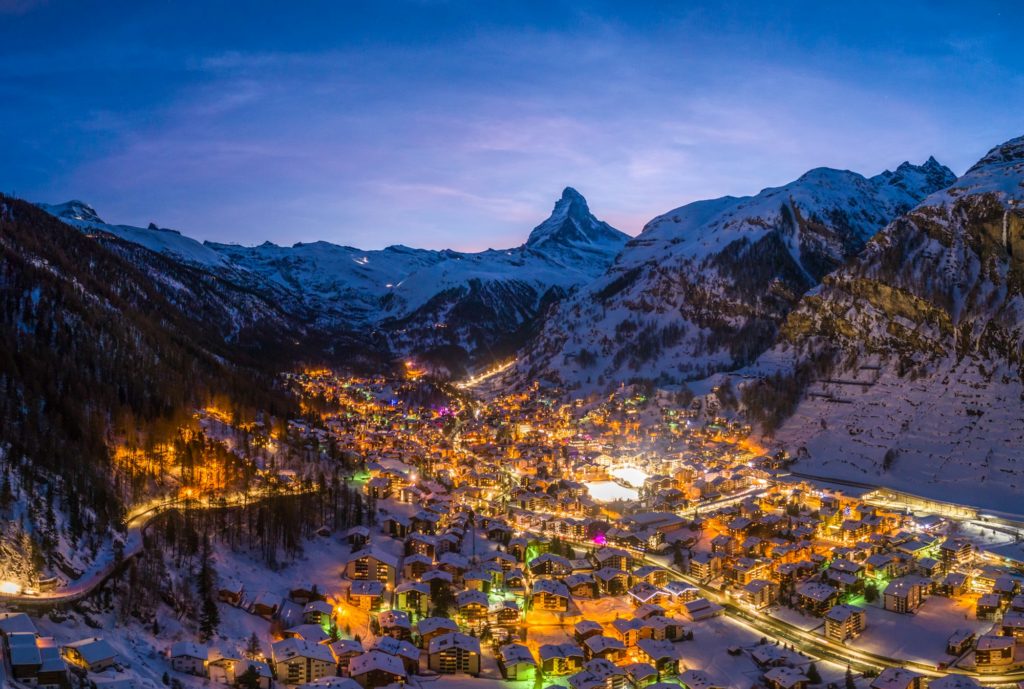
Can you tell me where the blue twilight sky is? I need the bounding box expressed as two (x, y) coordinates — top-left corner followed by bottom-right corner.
(1, 1), (1023, 251)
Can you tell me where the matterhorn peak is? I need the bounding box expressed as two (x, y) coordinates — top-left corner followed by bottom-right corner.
(525, 187), (628, 251)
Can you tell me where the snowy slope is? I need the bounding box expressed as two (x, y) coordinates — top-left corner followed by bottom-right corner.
(509, 158), (955, 393)
(751, 135), (1024, 511)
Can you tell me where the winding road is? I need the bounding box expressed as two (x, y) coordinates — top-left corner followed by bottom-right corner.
(0, 486), (311, 608)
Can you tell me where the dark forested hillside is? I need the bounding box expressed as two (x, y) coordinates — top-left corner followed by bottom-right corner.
(0, 196), (300, 536)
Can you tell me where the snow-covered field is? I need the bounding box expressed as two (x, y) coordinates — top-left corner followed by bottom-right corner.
(778, 359), (1024, 513)
(851, 597), (991, 665)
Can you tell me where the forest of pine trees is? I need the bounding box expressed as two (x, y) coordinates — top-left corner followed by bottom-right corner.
(0, 196), (301, 555)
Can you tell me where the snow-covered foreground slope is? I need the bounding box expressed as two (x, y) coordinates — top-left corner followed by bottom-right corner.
(764, 353), (1024, 511)
(509, 158), (955, 393)
(38, 188), (628, 368)
(753, 135), (1024, 510)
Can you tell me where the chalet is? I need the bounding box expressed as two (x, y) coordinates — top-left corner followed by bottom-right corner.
(916, 557), (941, 578)
(636, 638), (679, 674)
(289, 584), (322, 605)
(574, 620), (604, 644)
(505, 568), (527, 592)
(583, 635), (626, 663)
(349, 650), (406, 689)
(946, 629), (975, 657)
(609, 618), (644, 647)
(975, 635), (1015, 669)
(497, 643), (537, 682)
(689, 552), (720, 580)
(463, 569), (491, 593)
(594, 567), (630, 595)
(8, 633), (42, 684)
(593, 547), (632, 571)
(487, 522), (513, 543)
(764, 667), (809, 689)
(207, 651), (268, 689)
(710, 535), (736, 556)
(568, 658), (627, 689)
(680, 596), (724, 621)
(420, 569), (453, 587)
(1000, 611), (1024, 640)
(303, 601), (334, 626)
(539, 643), (585, 675)
(623, 661), (658, 687)
(366, 476), (391, 500)
(531, 578), (570, 612)
(633, 602), (666, 620)
(394, 582), (430, 616)
(644, 614), (688, 641)
(411, 510), (441, 534)
(343, 526), (370, 549)
(377, 610), (412, 640)
(565, 573), (598, 599)
(940, 572), (969, 597)
(327, 639), (363, 676)
(416, 617), (460, 648)
(796, 582), (839, 616)
(456, 589), (490, 627)
(344, 548), (400, 588)
(633, 565), (669, 587)
(370, 637), (420, 675)
(870, 668), (926, 689)
(61, 638), (118, 672)
(170, 642), (208, 676)
(940, 538), (973, 566)
(252, 592), (281, 619)
(271, 638), (336, 686)
(663, 581), (700, 607)
(740, 579), (778, 610)
(438, 552), (470, 584)
(346, 580), (386, 611)
(492, 600), (521, 627)
(401, 554), (433, 581)
(405, 533), (436, 559)
(217, 580), (245, 606)
(884, 577), (925, 613)
(427, 632), (480, 676)
(824, 605), (866, 641)
(488, 551), (517, 572)
(530, 553), (573, 577)
(627, 581), (666, 607)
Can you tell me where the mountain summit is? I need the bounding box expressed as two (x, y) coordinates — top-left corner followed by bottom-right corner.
(510, 156), (955, 393)
(36, 187), (628, 374)
(526, 187), (629, 250)
(756, 135), (1024, 510)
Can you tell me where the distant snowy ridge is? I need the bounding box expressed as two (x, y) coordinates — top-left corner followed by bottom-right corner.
(509, 157), (956, 393)
(38, 188), (629, 370)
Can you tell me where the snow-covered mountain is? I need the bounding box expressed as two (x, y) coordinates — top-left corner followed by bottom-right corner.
(37, 187), (628, 371)
(748, 135), (1024, 511)
(509, 158), (956, 392)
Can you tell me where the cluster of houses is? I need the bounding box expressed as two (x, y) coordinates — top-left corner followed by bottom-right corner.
(0, 612), (138, 689)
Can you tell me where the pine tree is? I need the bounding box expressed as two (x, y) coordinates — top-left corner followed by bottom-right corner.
(236, 665), (262, 689)
(807, 662), (822, 685)
(845, 666), (856, 689)
(199, 596), (220, 641)
(245, 632), (261, 659)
